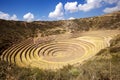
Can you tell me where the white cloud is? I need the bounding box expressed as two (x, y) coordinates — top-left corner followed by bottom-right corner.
(0, 11), (18, 20)
(64, 0), (102, 12)
(64, 2), (78, 13)
(103, 0), (118, 4)
(68, 17), (75, 20)
(0, 11), (10, 20)
(10, 14), (18, 20)
(36, 19), (41, 21)
(48, 2), (64, 19)
(80, 0), (120, 12)
(64, 0), (119, 13)
(78, 0), (101, 12)
(103, 1), (120, 13)
(48, 1), (120, 20)
(23, 12), (34, 22)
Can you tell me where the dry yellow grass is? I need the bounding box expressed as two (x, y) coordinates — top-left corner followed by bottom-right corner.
(1, 30), (120, 69)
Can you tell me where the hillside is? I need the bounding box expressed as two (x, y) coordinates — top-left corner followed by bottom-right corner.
(0, 11), (120, 55)
(0, 34), (120, 80)
(0, 11), (120, 80)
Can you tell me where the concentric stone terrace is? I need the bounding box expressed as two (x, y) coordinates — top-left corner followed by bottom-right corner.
(1, 30), (120, 69)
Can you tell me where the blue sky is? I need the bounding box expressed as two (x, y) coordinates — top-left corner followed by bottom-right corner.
(0, 0), (120, 21)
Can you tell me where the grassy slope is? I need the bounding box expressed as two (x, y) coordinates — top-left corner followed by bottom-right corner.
(0, 11), (120, 80)
(0, 20), (65, 55)
(0, 34), (119, 80)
